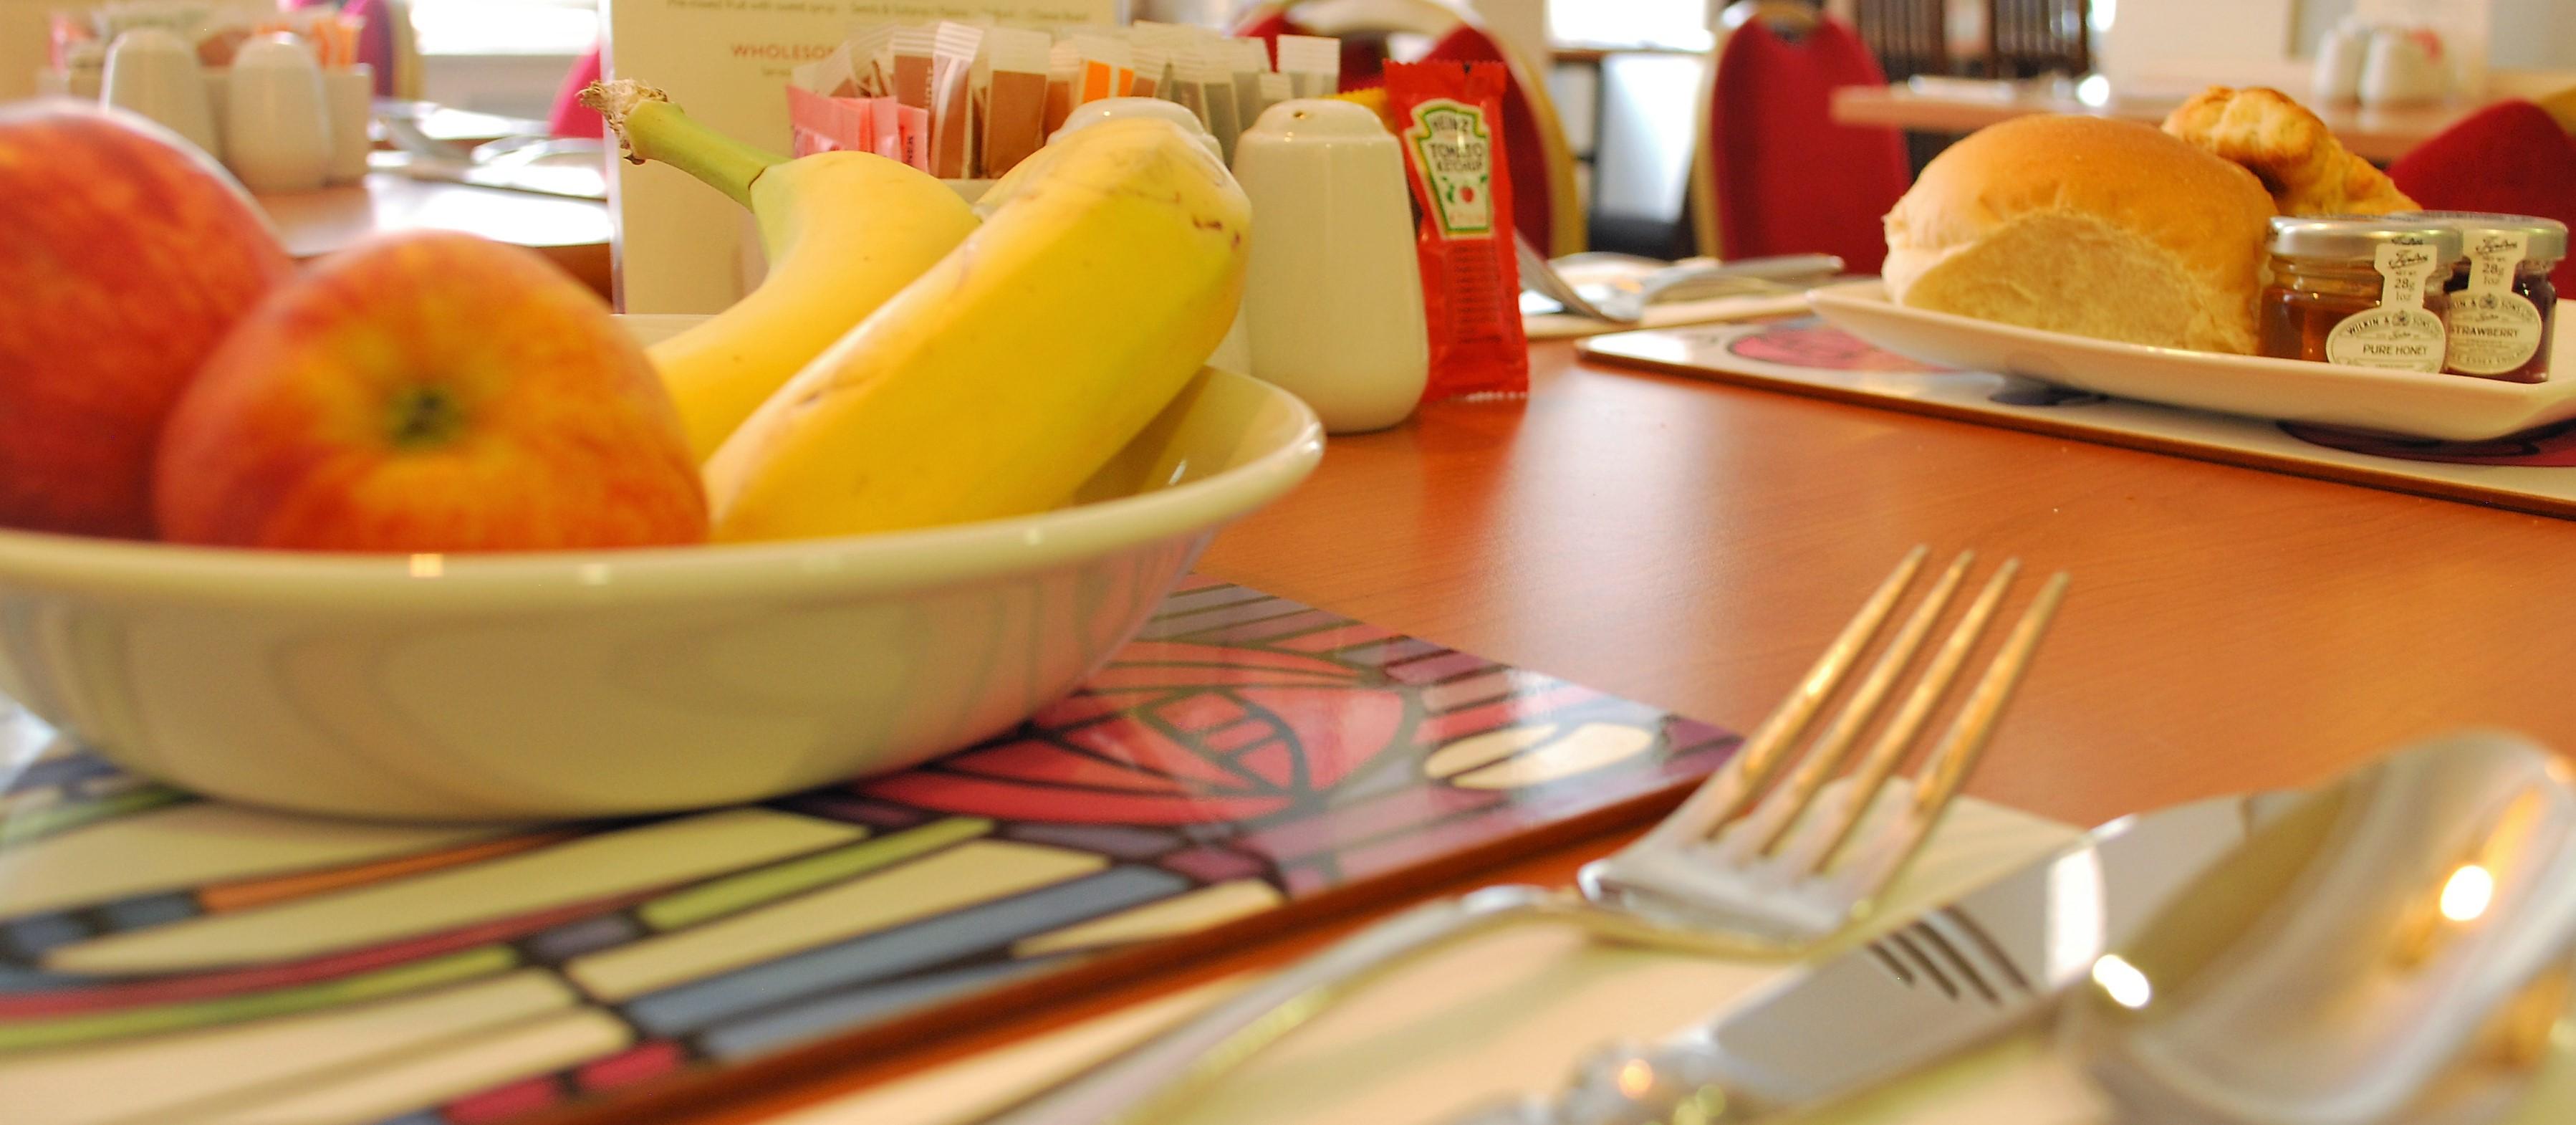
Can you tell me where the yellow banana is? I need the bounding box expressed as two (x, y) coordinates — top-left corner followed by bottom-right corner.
(582, 80), (978, 461)
(704, 117), (1251, 541)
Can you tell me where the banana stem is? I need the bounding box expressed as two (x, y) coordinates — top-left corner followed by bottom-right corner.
(580, 79), (782, 209)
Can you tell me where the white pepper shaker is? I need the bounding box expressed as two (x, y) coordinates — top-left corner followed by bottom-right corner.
(1231, 99), (1428, 434)
(224, 36), (331, 193)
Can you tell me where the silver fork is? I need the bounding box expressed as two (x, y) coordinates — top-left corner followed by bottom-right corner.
(970, 546), (2070, 1125)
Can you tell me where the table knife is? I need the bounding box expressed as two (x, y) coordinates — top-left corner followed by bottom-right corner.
(1452, 790), (2298, 1125)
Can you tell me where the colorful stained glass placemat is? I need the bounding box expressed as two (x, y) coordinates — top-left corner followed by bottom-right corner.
(1580, 319), (2576, 520)
(0, 578), (1741, 1125)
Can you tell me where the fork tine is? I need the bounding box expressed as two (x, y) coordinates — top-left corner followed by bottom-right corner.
(1905, 570), (2071, 818)
(1729, 550), (1976, 859)
(1832, 570), (2071, 902)
(1640, 545), (1929, 848)
(1783, 558), (2024, 876)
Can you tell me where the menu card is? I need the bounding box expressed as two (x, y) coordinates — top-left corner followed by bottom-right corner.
(603, 0), (1115, 315)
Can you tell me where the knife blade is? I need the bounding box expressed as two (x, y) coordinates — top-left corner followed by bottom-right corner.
(1453, 791), (2296, 1125)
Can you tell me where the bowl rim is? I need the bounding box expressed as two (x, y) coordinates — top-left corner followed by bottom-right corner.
(0, 369), (1325, 609)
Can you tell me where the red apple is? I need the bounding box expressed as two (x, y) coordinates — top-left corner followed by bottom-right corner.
(155, 231), (708, 551)
(0, 102), (294, 538)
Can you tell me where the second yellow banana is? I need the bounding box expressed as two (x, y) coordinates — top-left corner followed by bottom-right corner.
(580, 80), (980, 461)
(705, 118), (1252, 540)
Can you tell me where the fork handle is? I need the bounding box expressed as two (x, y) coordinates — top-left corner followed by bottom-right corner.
(970, 884), (1580, 1125)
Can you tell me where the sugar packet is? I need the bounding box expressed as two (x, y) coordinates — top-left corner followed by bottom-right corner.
(1044, 39), (1080, 136)
(1274, 34), (1340, 99)
(890, 26), (936, 110)
(981, 27), (1051, 177)
(929, 21), (983, 178)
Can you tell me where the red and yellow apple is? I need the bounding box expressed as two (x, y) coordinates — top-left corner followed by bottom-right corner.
(155, 231), (709, 551)
(0, 102), (294, 538)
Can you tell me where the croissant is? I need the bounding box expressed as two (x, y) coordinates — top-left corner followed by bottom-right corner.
(2161, 86), (2418, 216)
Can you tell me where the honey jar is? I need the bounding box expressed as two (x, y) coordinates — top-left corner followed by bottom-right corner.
(2408, 212), (2564, 383)
(2260, 216), (2463, 373)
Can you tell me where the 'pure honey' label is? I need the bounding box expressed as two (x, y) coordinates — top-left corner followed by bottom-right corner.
(2447, 231), (2544, 375)
(2328, 240), (2448, 373)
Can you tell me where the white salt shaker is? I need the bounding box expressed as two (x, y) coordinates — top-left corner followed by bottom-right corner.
(224, 36), (331, 193)
(2360, 27), (2448, 107)
(2312, 19), (2371, 104)
(101, 29), (221, 159)
(1231, 99), (1428, 434)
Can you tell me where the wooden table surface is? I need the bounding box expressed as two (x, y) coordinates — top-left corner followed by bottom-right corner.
(254, 172), (615, 298)
(1830, 80), (2491, 161)
(582, 338), (2576, 1125)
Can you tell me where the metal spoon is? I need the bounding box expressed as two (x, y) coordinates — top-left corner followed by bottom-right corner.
(2065, 730), (2576, 1125)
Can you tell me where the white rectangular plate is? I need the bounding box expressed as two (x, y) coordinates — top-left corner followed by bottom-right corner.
(1809, 279), (2576, 441)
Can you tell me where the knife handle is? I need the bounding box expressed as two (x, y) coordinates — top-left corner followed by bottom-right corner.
(971, 884), (1582, 1125)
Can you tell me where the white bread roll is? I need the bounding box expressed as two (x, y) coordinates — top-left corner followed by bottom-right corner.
(1882, 115), (2277, 355)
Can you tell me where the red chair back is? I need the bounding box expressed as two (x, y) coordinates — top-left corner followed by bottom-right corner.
(1418, 25), (1563, 262)
(547, 47), (606, 139)
(1702, 19), (1910, 272)
(2389, 100), (2576, 294)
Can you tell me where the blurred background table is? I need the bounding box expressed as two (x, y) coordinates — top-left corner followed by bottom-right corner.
(253, 172), (614, 299)
(1830, 77), (2500, 161)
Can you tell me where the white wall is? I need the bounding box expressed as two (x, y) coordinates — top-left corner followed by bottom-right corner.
(2295, 0), (2576, 69)
(420, 52), (581, 118)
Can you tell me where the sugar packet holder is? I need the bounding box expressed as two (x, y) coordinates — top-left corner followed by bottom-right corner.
(1385, 59), (1530, 401)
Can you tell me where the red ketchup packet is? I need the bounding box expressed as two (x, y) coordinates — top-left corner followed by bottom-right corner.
(1384, 60), (1529, 402)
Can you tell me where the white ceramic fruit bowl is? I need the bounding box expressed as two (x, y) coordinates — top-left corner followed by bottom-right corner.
(0, 320), (1322, 821)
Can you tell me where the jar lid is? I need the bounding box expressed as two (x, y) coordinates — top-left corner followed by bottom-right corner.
(2267, 215), (2464, 262)
(2399, 211), (2569, 262)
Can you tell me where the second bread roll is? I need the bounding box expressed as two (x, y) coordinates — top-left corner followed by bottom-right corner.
(1882, 115), (2277, 354)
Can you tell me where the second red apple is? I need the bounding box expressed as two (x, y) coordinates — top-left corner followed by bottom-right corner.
(155, 232), (709, 552)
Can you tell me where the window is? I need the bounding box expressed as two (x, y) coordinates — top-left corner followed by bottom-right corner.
(410, 0), (598, 57)
(1548, 0), (1714, 52)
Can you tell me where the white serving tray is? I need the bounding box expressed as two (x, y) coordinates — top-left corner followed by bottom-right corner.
(1809, 279), (2576, 441)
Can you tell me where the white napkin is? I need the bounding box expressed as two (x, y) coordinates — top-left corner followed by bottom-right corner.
(1524, 292), (1817, 340)
(770, 798), (2067, 1125)
(1522, 257), (1818, 340)
(764, 793), (2576, 1124)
